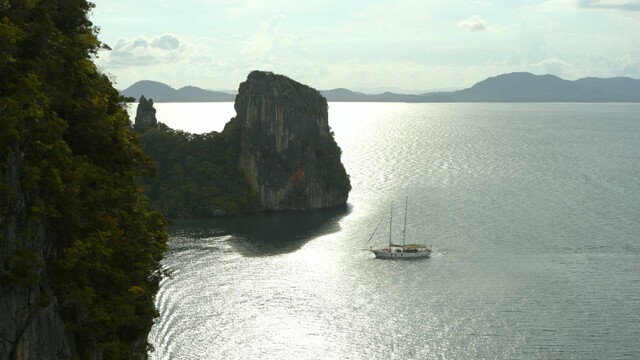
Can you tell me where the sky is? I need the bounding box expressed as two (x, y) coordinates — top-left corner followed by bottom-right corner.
(90, 0), (640, 93)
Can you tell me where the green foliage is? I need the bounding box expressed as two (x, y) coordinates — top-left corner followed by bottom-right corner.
(314, 134), (352, 194)
(1, 1), (167, 358)
(137, 118), (260, 218)
(0, 248), (44, 287)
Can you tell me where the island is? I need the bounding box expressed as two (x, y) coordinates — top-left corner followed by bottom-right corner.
(135, 71), (351, 218)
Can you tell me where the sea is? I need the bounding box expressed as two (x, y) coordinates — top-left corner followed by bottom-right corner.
(127, 102), (640, 359)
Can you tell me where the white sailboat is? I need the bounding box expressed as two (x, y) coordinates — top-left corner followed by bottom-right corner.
(366, 197), (431, 259)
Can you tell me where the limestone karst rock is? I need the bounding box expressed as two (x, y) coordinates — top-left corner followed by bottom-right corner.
(236, 71), (351, 211)
(1, 147), (74, 359)
(135, 95), (157, 128)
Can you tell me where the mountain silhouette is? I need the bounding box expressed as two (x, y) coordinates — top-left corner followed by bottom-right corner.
(121, 73), (640, 103)
(121, 80), (235, 102)
(447, 72), (639, 102)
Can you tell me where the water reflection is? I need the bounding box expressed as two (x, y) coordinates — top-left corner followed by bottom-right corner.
(150, 104), (640, 359)
(169, 204), (351, 256)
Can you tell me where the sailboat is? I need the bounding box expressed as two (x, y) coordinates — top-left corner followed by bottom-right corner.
(366, 197), (431, 259)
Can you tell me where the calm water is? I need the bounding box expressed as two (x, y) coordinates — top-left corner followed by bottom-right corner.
(140, 103), (640, 359)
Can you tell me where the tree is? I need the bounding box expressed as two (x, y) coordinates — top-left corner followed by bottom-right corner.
(136, 119), (260, 218)
(1, 1), (167, 358)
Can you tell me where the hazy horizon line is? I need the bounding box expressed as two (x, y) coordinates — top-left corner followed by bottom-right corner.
(119, 71), (640, 96)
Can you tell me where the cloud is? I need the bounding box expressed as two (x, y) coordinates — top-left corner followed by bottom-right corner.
(241, 15), (307, 58)
(577, 0), (640, 11)
(150, 34), (182, 50)
(533, 58), (569, 76)
(94, 20), (310, 90)
(103, 33), (188, 67)
(457, 15), (488, 31)
(577, 51), (640, 78)
(259, 14), (285, 33)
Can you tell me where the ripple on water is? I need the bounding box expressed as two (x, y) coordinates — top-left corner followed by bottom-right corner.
(149, 103), (640, 359)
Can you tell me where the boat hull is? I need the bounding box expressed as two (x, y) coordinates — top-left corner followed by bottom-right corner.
(370, 248), (431, 259)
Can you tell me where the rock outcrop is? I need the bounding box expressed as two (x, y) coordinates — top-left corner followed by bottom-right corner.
(236, 71), (350, 211)
(134, 95), (157, 128)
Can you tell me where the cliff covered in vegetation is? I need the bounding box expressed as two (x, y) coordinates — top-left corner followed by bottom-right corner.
(136, 71), (350, 216)
(1, 1), (167, 359)
(137, 119), (260, 218)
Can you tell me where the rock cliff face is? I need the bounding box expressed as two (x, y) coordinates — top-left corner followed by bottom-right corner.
(134, 95), (157, 128)
(236, 71), (350, 211)
(1, 146), (74, 359)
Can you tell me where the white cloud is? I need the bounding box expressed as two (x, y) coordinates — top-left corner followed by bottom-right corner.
(577, 51), (640, 78)
(241, 15), (307, 58)
(577, 0), (640, 11)
(259, 14), (284, 33)
(95, 18), (311, 90)
(457, 15), (488, 31)
(104, 33), (187, 67)
(150, 34), (182, 50)
(533, 58), (569, 76)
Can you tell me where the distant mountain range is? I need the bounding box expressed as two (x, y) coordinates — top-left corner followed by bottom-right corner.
(121, 72), (640, 103)
(121, 80), (235, 102)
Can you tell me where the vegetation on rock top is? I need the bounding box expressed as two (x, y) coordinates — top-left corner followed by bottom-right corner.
(136, 118), (260, 218)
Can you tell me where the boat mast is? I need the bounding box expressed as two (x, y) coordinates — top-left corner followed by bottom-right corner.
(389, 203), (393, 248)
(403, 196), (408, 247)
(365, 217), (385, 248)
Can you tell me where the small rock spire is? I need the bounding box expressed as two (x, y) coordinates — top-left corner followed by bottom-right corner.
(134, 95), (157, 129)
